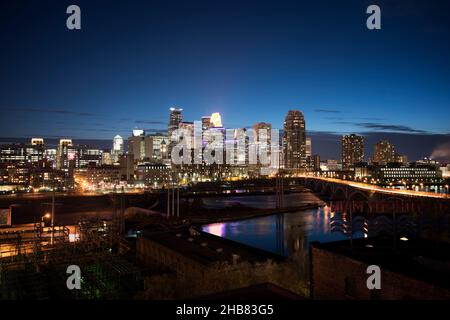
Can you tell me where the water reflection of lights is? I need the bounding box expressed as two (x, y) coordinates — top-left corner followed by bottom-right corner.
(322, 205), (332, 232)
(204, 223), (225, 237)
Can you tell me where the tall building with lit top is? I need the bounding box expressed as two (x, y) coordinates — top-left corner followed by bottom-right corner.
(168, 107), (183, 138)
(56, 139), (73, 170)
(283, 110), (306, 170)
(168, 107), (183, 160)
(113, 135), (124, 153)
(112, 135), (124, 162)
(210, 112), (223, 128)
(341, 134), (364, 169)
(201, 116), (211, 131)
(31, 138), (44, 146)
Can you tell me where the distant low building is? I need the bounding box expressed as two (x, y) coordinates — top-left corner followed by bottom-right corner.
(135, 163), (171, 187)
(74, 165), (121, 188)
(373, 163), (441, 183)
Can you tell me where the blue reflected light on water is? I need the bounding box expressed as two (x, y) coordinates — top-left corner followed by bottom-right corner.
(202, 205), (348, 257)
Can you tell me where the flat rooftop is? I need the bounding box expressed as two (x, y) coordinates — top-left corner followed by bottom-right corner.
(313, 236), (450, 290)
(140, 228), (284, 266)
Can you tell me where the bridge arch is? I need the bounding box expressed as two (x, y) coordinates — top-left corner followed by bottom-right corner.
(348, 190), (369, 202)
(322, 184), (333, 197)
(331, 186), (347, 201)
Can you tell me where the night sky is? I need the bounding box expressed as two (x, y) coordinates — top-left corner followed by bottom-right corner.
(1, 0), (449, 161)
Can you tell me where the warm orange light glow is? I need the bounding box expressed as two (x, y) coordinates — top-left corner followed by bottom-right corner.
(302, 176), (449, 199)
(210, 112), (222, 127)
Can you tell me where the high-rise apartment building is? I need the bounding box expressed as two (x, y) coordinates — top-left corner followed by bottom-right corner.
(56, 139), (73, 170)
(283, 110), (306, 170)
(341, 134), (364, 169)
(373, 140), (395, 165)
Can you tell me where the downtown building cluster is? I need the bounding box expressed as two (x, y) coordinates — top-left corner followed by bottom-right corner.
(326, 134), (448, 190)
(0, 107), (449, 194)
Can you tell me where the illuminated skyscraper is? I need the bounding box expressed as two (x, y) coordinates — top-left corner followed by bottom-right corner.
(201, 116), (211, 131)
(210, 112), (223, 128)
(168, 107), (183, 138)
(341, 134), (364, 169)
(132, 129), (145, 137)
(373, 140), (396, 165)
(31, 138), (44, 146)
(178, 122), (195, 149)
(168, 107), (183, 160)
(56, 139), (73, 170)
(283, 110), (306, 170)
(112, 135), (124, 162)
(252, 122), (273, 175)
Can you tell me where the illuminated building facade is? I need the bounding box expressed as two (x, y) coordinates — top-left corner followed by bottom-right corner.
(168, 107), (183, 138)
(341, 134), (364, 170)
(31, 138), (44, 146)
(374, 164), (441, 182)
(128, 133), (153, 162)
(283, 110), (306, 171)
(373, 140), (395, 165)
(210, 112), (223, 128)
(135, 163), (171, 186)
(112, 135), (124, 162)
(149, 134), (169, 161)
(56, 139), (73, 170)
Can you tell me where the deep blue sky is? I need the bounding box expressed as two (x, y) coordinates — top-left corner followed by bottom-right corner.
(1, 0), (449, 160)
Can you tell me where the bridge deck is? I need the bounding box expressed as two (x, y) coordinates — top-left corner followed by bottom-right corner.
(303, 176), (449, 199)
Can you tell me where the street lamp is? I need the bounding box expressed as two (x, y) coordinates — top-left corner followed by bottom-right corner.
(41, 212), (51, 226)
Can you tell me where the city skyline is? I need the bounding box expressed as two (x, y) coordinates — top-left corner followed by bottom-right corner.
(0, 107), (448, 162)
(1, 0), (450, 162)
(1, 1), (450, 304)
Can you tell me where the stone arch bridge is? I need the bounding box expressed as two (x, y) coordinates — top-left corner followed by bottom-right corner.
(298, 177), (450, 215)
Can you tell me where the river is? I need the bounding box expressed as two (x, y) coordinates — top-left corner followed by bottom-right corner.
(201, 192), (348, 257)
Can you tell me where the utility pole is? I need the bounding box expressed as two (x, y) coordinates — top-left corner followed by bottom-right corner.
(177, 184), (180, 218)
(50, 178), (55, 245)
(167, 183), (170, 218)
(276, 149), (284, 209)
(171, 178), (175, 218)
